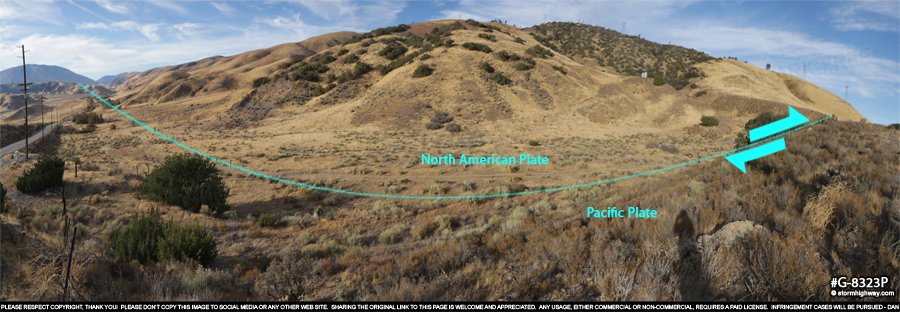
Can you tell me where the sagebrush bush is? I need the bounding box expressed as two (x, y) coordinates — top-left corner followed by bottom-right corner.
(477, 33), (497, 42)
(411, 64), (434, 78)
(140, 153), (229, 215)
(110, 209), (165, 264)
(489, 72), (512, 85)
(111, 209), (218, 266)
(700, 115), (719, 127)
(378, 42), (408, 60)
(158, 222), (218, 266)
(342, 54), (359, 64)
(480, 62), (495, 73)
(15, 155), (64, 194)
(72, 111), (104, 124)
(252, 77), (270, 88)
(525, 45), (553, 58)
(462, 42), (492, 53)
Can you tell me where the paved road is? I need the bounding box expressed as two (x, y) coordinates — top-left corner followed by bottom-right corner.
(0, 123), (58, 156)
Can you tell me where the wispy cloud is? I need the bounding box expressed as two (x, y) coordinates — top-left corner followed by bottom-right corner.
(75, 21), (163, 42)
(0, 0), (63, 25)
(292, 0), (406, 26)
(829, 0), (899, 32)
(210, 2), (236, 16)
(148, 0), (189, 15)
(94, 0), (129, 14)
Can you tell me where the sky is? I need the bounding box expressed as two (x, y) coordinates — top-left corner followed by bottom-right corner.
(0, 0), (897, 124)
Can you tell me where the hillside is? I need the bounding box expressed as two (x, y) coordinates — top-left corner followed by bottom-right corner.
(0, 19), (885, 302)
(0, 64), (95, 85)
(96, 72), (138, 86)
(0, 82), (112, 96)
(112, 31), (357, 107)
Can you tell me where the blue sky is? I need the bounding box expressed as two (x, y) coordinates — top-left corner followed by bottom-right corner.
(0, 0), (897, 124)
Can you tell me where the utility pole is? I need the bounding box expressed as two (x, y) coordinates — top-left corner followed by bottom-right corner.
(63, 226), (77, 301)
(17, 45), (31, 160)
(40, 95), (44, 137)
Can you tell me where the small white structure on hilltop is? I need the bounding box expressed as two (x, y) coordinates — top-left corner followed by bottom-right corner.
(640, 72), (648, 78)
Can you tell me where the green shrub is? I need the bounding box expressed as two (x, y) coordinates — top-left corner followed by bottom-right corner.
(140, 153), (229, 215)
(337, 48), (349, 56)
(525, 45), (553, 58)
(289, 62), (328, 82)
(158, 222), (218, 266)
(111, 209), (218, 266)
(353, 62), (373, 78)
(257, 213), (279, 228)
(700, 115), (719, 127)
(15, 155), (64, 194)
(514, 59), (535, 71)
(75, 124), (97, 134)
(72, 111), (104, 124)
(477, 33), (497, 42)
(480, 62), (495, 73)
(462, 42), (492, 53)
(309, 54), (336, 64)
(110, 209), (165, 264)
(496, 51), (521, 62)
(378, 42), (408, 60)
(528, 140), (542, 146)
(735, 112), (788, 147)
(411, 64), (434, 78)
(252, 77), (271, 88)
(513, 37), (526, 44)
(653, 76), (666, 86)
(419, 54), (432, 61)
(489, 72), (512, 85)
(341, 53), (359, 64)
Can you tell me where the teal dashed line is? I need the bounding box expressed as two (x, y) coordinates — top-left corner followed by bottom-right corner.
(79, 84), (831, 200)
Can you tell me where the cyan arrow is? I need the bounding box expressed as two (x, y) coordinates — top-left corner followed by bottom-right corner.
(749, 106), (808, 142)
(725, 138), (786, 173)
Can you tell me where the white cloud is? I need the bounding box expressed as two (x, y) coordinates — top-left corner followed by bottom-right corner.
(439, 0), (696, 29)
(293, 0), (406, 26)
(210, 2), (236, 16)
(94, 0), (129, 14)
(0, 0), (63, 25)
(76, 22), (109, 30)
(72, 21), (163, 42)
(829, 0), (900, 32)
(148, 0), (189, 14)
(171, 23), (202, 40)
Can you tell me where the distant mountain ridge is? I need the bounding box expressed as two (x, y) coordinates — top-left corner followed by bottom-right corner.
(97, 72), (138, 86)
(0, 64), (95, 85)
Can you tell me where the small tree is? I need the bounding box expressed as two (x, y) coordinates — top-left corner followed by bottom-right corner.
(141, 154), (229, 215)
(700, 115), (719, 127)
(15, 155), (64, 194)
